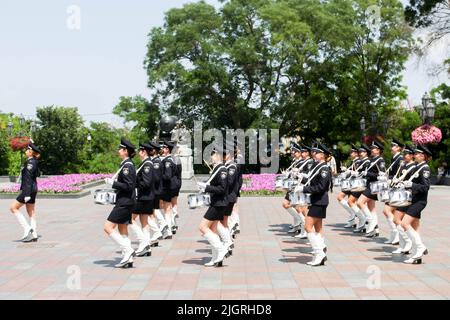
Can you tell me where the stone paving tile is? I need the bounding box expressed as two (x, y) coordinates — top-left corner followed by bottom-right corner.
(0, 188), (449, 300)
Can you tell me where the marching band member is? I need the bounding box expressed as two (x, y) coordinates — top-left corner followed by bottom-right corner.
(356, 140), (386, 238)
(229, 144), (244, 238)
(294, 142), (332, 266)
(103, 138), (137, 268)
(398, 144), (431, 264)
(350, 145), (371, 233)
(129, 142), (155, 257)
(282, 143), (304, 233)
(337, 144), (360, 228)
(392, 144), (416, 254)
(148, 141), (165, 245)
(382, 138), (404, 245)
(10, 143), (41, 242)
(293, 144), (314, 239)
(197, 145), (230, 267)
(217, 144), (238, 255)
(160, 140), (178, 239)
(171, 143), (183, 232)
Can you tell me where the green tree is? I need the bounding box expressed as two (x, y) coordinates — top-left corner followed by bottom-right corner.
(80, 122), (128, 173)
(34, 106), (86, 175)
(113, 95), (160, 143)
(144, 0), (413, 148)
(430, 83), (450, 167)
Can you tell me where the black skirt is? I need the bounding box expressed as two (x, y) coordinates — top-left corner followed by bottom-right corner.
(307, 205), (327, 219)
(284, 192), (290, 201)
(405, 201), (426, 219)
(160, 189), (177, 202)
(133, 200), (154, 214)
(223, 202), (235, 217)
(204, 206), (226, 221)
(362, 188), (378, 201)
(342, 190), (352, 195)
(16, 191), (37, 204)
(107, 205), (133, 224)
(395, 205), (409, 213)
(350, 191), (363, 198)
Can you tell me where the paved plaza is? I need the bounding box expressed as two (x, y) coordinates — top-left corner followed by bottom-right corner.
(0, 186), (449, 300)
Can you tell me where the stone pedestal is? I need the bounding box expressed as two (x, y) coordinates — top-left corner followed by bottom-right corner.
(178, 143), (194, 179)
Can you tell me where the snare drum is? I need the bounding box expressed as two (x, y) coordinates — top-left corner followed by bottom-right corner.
(377, 189), (391, 203)
(281, 178), (298, 191)
(93, 189), (117, 205)
(275, 176), (285, 191)
(333, 176), (342, 187)
(389, 189), (412, 207)
(341, 179), (352, 191)
(370, 181), (389, 194)
(350, 178), (367, 192)
(188, 193), (211, 209)
(289, 191), (311, 207)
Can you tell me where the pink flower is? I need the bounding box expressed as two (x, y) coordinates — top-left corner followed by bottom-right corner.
(412, 125), (442, 145)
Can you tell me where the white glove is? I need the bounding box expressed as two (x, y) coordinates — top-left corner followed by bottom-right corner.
(392, 178), (399, 184)
(387, 179), (392, 185)
(295, 172), (304, 181)
(105, 178), (114, 185)
(350, 170), (358, 177)
(24, 196), (31, 203)
(363, 170), (368, 176)
(197, 182), (207, 192)
(396, 182), (405, 189)
(403, 181), (413, 188)
(377, 175), (387, 181)
(294, 185), (304, 193)
(340, 166), (347, 171)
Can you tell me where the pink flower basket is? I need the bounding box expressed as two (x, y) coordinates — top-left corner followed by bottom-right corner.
(412, 125), (442, 145)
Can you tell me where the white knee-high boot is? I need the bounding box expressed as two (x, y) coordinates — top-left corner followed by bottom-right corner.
(384, 216), (399, 244)
(130, 223), (149, 253)
(14, 212), (31, 239)
(109, 231), (134, 266)
(217, 222), (233, 250)
(352, 205), (366, 230)
(393, 225), (412, 254)
(203, 231), (228, 266)
(339, 199), (355, 223)
(406, 228), (428, 260)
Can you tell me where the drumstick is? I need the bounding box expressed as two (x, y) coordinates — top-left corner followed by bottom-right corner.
(203, 159), (213, 172)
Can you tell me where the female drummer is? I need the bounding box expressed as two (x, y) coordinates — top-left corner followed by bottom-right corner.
(130, 142), (155, 257)
(197, 145), (230, 267)
(295, 142), (332, 266)
(356, 140), (386, 238)
(171, 143), (183, 232)
(229, 143), (244, 238)
(282, 143), (304, 233)
(293, 144), (314, 239)
(217, 144), (238, 255)
(382, 138), (404, 245)
(337, 144), (360, 228)
(398, 144), (431, 264)
(10, 143), (41, 242)
(391, 144), (416, 254)
(103, 138), (137, 268)
(349, 145), (371, 233)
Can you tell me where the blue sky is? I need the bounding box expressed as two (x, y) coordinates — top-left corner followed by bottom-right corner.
(0, 0), (448, 127)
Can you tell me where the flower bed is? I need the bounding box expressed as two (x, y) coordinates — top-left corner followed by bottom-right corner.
(240, 174), (280, 195)
(0, 174), (111, 194)
(412, 124), (442, 145)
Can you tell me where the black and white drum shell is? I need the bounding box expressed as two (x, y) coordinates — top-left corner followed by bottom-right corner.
(341, 179), (352, 191)
(333, 176), (343, 187)
(377, 189), (391, 203)
(281, 178), (298, 191)
(93, 189), (117, 205)
(188, 193), (211, 209)
(350, 178), (367, 192)
(275, 176), (285, 191)
(389, 189), (412, 207)
(370, 181), (389, 194)
(289, 191), (311, 207)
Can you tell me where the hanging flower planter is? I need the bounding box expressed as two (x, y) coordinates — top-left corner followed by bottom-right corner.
(412, 124), (442, 145)
(9, 136), (30, 151)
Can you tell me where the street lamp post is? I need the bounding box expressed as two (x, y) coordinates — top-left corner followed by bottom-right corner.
(87, 133), (92, 153)
(420, 92), (435, 124)
(360, 117), (366, 143)
(7, 120), (13, 136)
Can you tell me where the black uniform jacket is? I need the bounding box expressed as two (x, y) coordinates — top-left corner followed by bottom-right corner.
(410, 162), (431, 203)
(364, 156), (386, 185)
(205, 163), (229, 207)
(136, 158), (155, 201)
(152, 156), (163, 196)
(301, 161), (331, 206)
(225, 160), (239, 204)
(112, 158), (136, 206)
(388, 153), (404, 179)
(20, 157), (39, 196)
(161, 155), (179, 191)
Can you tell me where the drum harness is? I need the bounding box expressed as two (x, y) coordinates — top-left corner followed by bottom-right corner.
(393, 163), (426, 188)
